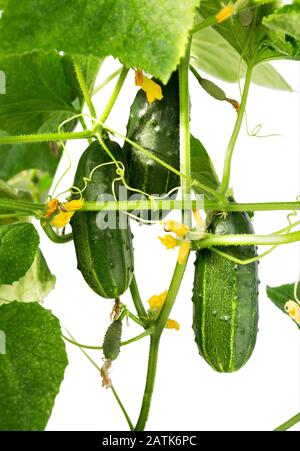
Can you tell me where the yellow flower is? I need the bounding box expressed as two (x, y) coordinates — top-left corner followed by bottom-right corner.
(135, 70), (163, 103)
(148, 290), (168, 310)
(178, 241), (190, 265)
(62, 199), (84, 212)
(165, 319), (180, 331)
(158, 234), (178, 249)
(51, 199), (84, 228)
(163, 220), (189, 238)
(44, 198), (59, 218)
(284, 300), (300, 325)
(216, 4), (235, 23)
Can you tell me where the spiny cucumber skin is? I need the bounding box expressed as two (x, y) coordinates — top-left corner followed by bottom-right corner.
(71, 140), (134, 299)
(124, 71), (180, 199)
(192, 212), (259, 373)
(103, 320), (122, 361)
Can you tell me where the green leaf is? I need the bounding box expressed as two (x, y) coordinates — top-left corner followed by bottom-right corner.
(0, 50), (79, 135)
(266, 282), (300, 329)
(0, 180), (32, 224)
(0, 250), (56, 304)
(198, 0), (300, 65)
(191, 135), (220, 198)
(0, 302), (68, 431)
(0, 0), (200, 83)
(263, 1), (300, 41)
(0, 223), (39, 285)
(191, 24), (292, 90)
(0, 132), (62, 181)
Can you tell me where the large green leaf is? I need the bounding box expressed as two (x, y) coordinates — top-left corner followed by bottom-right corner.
(0, 250), (56, 304)
(198, 0), (300, 65)
(0, 0), (199, 83)
(191, 135), (220, 198)
(263, 1), (300, 40)
(0, 302), (68, 430)
(0, 223), (39, 284)
(191, 24), (292, 90)
(266, 282), (300, 329)
(0, 50), (79, 135)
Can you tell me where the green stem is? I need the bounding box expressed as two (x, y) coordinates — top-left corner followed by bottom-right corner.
(79, 116), (93, 144)
(134, 42), (193, 431)
(93, 68), (122, 96)
(81, 199), (300, 213)
(126, 310), (149, 328)
(219, 65), (253, 194)
(0, 130), (93, 146)
(74, 61), (97, 118)
(274, 412), (300, 431)
(155, 257), (190, 336)
(134, 336), (160, 431)
(195, 231), (300, 249)
(1, 199), (300, 215)
(99, 66), (129, 124)
(111, 385), (134, 431)
(191, 16), (217, 34)
(179, 36), (193, 227)
(130, 275), (147, 319)
(41, 222), (73, 244)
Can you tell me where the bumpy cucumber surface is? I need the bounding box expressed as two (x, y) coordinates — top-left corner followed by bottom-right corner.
(71, 139), (134, 299)
(192, 212), (259, 372)
(124, 71), (180, 197)
(103, 319), (122, 361)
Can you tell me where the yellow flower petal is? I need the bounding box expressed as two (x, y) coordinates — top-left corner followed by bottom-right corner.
(164, 220), (189, 237)
(51, 211), (74, 228)
(178, 241), (190, 265)
(44, 198), (59, 218)
(165, 319), (180, 331)
(216, 4), (235, 23)
(158, 234), (178, 249)
(284, 300), (300, 325)
(135, 70), (163, 103)
(62, 199), (84, 212)
(148, 290), (168, 310)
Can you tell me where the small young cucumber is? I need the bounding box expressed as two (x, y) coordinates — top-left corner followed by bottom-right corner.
(71, 138), (134, 299)
(103, 319), (122, 361)
(192, 212), (259, 373)
(124, 72), (179, 220)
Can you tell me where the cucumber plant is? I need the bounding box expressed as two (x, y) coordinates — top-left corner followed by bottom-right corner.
(0, 0), (299, 432)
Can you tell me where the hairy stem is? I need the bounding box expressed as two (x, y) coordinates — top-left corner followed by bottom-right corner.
(0, 130), (93, 146)
(179, 36), (193, 227)
(219, 65), (253, 194)
(195, 231), (300, 249)
(130, 275), (147, 319)
(99, 66), (129, 124)
(74, 61), (97, 118)
(1, 199), (300, 215)
(134, 336), (160, 431)
(93, 68), (122, 96)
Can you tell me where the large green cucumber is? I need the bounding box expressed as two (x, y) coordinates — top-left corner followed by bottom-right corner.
(71, 139), (134, 299)
(192, 212), (259, 372)
(124, 71), (179, 217)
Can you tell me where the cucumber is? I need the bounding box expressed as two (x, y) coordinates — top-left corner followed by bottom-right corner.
(71, 138), (134, 299)
(124, 72), (180, 220)
(103, 319), (122, 361)
(192, 212), (259, 372)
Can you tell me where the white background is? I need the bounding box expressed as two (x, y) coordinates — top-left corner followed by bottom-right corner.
(43, 57), (300, 431)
